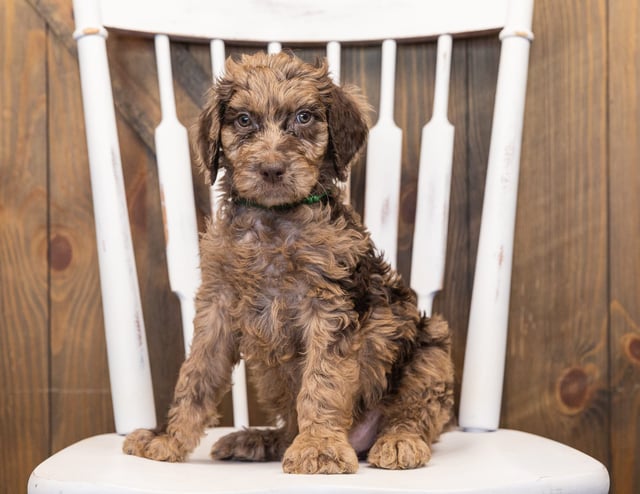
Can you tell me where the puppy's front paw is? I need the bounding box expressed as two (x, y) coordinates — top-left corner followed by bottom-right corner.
(367, 432), (431, 470)
(122, 428), (185, 462)
(282, 433), (358, 474)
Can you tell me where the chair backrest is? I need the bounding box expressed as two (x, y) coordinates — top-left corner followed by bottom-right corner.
(72, 0), (533, 436)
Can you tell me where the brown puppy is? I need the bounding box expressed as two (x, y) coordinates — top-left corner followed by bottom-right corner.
(123, 52), (454, 474)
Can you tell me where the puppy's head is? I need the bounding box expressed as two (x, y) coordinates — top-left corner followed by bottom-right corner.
(194, 52), (369, 207)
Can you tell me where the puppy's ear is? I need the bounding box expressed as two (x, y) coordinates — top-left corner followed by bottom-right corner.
(193, 87), (225, 185)
(327, 84), (370, 181)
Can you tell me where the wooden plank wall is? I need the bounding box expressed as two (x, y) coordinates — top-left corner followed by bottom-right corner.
(2, 0), (638, 493)
(0, 0), (49, 487)
(609, 0), (640, 492)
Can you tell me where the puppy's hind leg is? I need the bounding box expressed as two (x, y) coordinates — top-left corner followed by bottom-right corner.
(368, 315), (454, 470)
(211, 426), (292, 462)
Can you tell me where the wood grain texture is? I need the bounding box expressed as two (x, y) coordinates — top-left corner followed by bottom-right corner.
(341, 45), (381, 218)
(47, 33), (114, 452)
(503, 0), (610, 464)
(609, 1), (640, 493)
(0, 0), (49, 491)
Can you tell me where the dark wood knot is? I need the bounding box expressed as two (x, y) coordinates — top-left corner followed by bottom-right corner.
(556, 366), (594, 415)
(50, 234), (72, 271)
(622, 333), (640, 366)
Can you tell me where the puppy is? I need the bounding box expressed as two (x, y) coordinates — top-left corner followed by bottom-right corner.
(123, 52), (454, 474)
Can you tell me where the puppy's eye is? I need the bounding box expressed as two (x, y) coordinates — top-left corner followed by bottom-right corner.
(236, 113), (253, 128)
(295, 110), (313, 125)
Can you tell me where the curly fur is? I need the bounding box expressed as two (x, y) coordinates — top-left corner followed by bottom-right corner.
(123, 52), (454, 474)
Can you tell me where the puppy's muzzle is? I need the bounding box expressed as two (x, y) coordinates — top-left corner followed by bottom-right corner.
(260, 162), (286, 184)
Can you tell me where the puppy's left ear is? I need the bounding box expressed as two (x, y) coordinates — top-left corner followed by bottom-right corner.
(327, 84), (370, 181)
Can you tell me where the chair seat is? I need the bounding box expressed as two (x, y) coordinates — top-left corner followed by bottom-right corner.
(29, 427), (609, 494)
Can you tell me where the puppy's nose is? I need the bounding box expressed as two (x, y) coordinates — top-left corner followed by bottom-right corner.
(260, 163), (285, 184)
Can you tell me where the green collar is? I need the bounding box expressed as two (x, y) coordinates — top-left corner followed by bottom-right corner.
(233, 191), (330, 211)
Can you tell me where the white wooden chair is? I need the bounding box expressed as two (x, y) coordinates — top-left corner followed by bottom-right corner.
(29, 0), (610, 492)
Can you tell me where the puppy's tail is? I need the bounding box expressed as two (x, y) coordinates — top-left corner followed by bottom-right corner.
(419, 313), (456, 431)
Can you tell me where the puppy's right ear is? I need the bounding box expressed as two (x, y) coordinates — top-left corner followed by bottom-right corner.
(194, 87), (225, 185)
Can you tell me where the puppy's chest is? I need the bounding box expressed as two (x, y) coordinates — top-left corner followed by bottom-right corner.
(231, 215), (355, 289)
(223, 212), (362, 344)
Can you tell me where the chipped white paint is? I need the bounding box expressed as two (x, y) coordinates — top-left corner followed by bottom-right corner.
(410, 34), (454, 317)
(364, 39), (402, 269)
(459, 0), (535, 432)
(72, 0), (155, 434)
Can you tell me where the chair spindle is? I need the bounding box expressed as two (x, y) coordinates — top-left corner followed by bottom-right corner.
(411, 34), (455, 317)
(153, 34), (201, 356)
(459, 0), (535, 432)
(364, 39), (402, 270)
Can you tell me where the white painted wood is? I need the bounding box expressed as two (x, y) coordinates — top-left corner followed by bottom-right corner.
(458, 0), (535, 432)
(209, 39), (227, 214)
(267, 42), (282, 54)
(210, 39), (225, 82)
(327, 41), (341, 84)
(98, 0), (510, 43)
(154, 34), (201, 356)
(230, 361), (249, 428)
(364, 40), (402, 269)
(72, 0), (156, 435)
(411, 35), (455, 317)
(29, 428), (610, 494)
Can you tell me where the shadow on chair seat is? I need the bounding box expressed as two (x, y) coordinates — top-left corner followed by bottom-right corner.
(29, 427), (609, 494)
